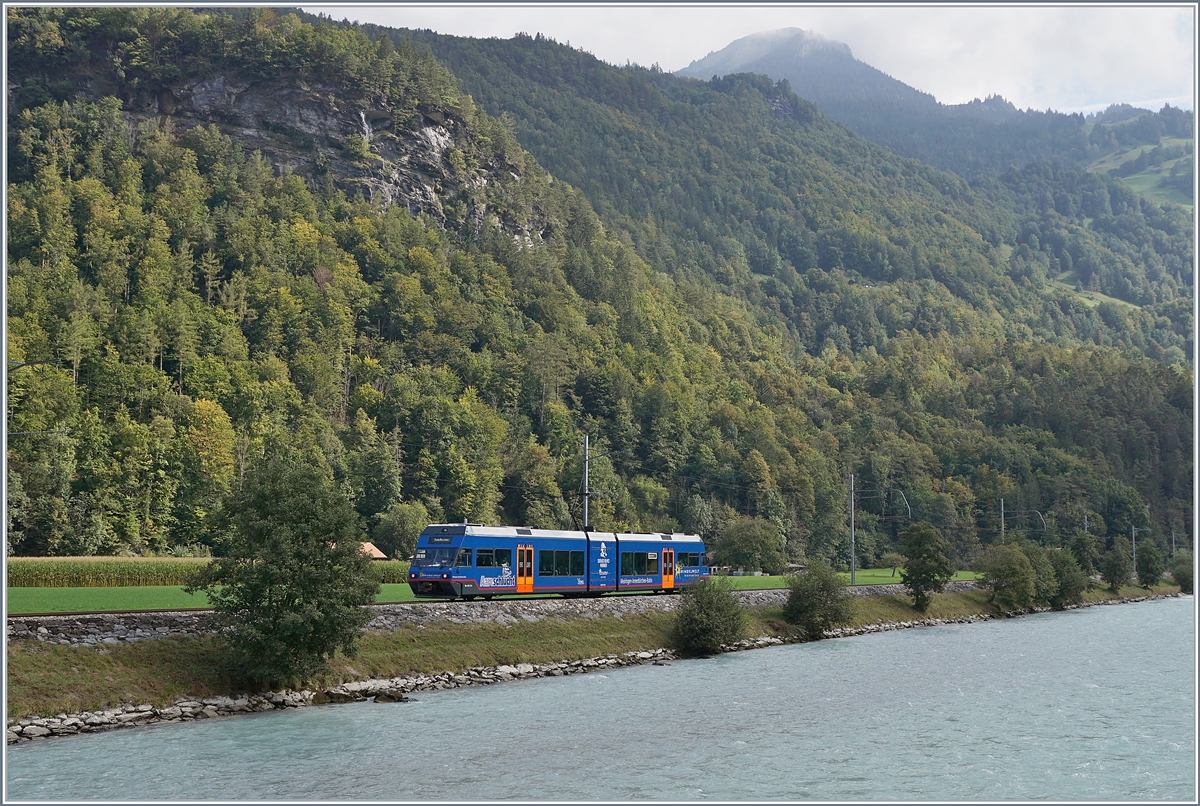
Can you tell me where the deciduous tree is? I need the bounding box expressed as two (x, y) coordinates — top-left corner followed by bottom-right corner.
(186, 457), (379, 686)
(900, 522), (954, 612)
(1102, 537), (1133, 592)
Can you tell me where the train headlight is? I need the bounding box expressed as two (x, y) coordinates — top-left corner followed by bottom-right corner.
(442, 573), (449, 579)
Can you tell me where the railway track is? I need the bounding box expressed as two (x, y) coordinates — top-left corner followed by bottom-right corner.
(5, 590), (696, 619)
(8, 582), (936, 620)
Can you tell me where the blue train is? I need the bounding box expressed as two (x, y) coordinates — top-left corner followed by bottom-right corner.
(408, 523), (709, 599)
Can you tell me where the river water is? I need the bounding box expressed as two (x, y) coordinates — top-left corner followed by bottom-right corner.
(5, 596), (1195, 801)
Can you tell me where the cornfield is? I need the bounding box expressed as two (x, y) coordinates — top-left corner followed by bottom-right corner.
(7, 558), (411, 588)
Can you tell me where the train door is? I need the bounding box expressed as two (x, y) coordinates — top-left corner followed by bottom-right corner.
(517, 544), (534, 593)
(662, 548), (675, 590)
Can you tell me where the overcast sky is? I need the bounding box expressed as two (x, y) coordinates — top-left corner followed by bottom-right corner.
(302, 3), (1195, 114)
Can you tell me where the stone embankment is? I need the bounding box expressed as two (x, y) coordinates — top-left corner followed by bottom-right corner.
(8, 584), (1180, 745)
(5, 583), (979, 647)
(7, 648), (680, 745)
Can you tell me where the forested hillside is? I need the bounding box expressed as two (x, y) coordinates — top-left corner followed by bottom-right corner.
(5, 9), (1192, 570)
(381, 25), (1191, 357)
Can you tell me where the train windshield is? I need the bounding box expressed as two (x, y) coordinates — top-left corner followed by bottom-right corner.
(413, 548), (456, 565)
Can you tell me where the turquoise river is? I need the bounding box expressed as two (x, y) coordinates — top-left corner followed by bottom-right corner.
(4, 595), (1195, 800)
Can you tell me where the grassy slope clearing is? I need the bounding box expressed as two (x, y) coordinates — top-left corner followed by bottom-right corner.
(4, 571), (979, 614)
(6, 582), (1177, 719)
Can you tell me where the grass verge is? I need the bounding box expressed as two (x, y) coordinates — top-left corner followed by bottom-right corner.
(7, 582), (1177, 720)
(5, 572), (979, 614)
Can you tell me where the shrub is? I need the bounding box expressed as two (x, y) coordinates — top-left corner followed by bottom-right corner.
(974, 544), (1036, 611)
(672, 577), (745, 655)
(1171, 550), (1193, 594)
(1046, 550), (1088, 609)
(899, 522), (955, 612)
(782, 560), (852, 638)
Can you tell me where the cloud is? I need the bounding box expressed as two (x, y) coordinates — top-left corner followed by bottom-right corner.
(302, 4), (1194, 113)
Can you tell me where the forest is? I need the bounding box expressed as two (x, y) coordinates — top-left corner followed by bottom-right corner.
(4, 8), (1193, 570)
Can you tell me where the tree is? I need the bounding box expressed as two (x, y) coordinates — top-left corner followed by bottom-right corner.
(1102, 537), (1133, 593)
(1135, 538), (1166, 589)
(370, 500), (429, 560)
(672, 576), (745, 655)
(186, 458), (380, 686)
(714, 516), (786, 574)
(1170, 550), (1193, 594)
(1068, 531), (1102, 585)
(899, 522), (955, 612)
(1046, 550), (1088, 609)
(974, 544), (1036, 611)
(880, 551), (907, 578)
(782, 560), (853, 638)
(1018, 541), (1059, 606)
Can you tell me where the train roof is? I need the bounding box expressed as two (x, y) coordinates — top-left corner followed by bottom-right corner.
(420, 524), (703, 544)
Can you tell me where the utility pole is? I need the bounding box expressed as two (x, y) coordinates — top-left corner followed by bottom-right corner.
(848, 473), (856, 586)
(1000, 498), (1005, 542)
(582, 433), (590, 530)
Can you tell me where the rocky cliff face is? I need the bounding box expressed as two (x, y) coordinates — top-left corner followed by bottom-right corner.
(131, 72), (493, 231)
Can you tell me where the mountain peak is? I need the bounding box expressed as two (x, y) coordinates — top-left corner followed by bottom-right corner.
(680, 27), (851, 77)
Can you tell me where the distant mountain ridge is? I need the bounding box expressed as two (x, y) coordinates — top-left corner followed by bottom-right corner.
(677, 28), (1092, 177)
(680, 28), (936, 108)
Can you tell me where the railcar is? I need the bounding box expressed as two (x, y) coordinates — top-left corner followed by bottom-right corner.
(408, 523), (709, 600)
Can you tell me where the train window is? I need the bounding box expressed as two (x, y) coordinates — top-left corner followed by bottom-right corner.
(678, 552), (701, 568)
(454, 548), (472, 567)
(539, 550), (584, 576)
(420, 548), (455, 565)
(621, 552), (657, 575)
(476, 548), (513, 568)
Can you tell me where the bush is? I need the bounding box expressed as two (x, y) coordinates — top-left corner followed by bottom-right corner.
(782, 560), (852, 638)
(672, 577), (745, 655)
(1171, 550), (1193, 594)
(899, 522), (955, 612)
(1046, 550), (1087, 609)
(187, 458), (380, 687)
(974, 544), (1036, 611)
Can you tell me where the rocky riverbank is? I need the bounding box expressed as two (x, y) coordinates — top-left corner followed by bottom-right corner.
(7, 587), (1181, 745)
